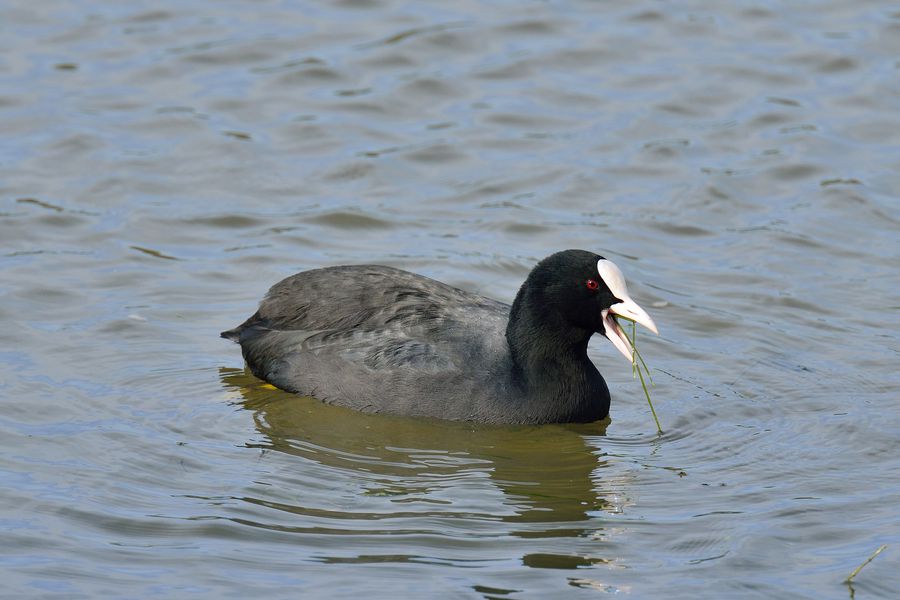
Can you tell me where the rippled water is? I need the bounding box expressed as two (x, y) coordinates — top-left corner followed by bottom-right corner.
(2, 1), (899, 598)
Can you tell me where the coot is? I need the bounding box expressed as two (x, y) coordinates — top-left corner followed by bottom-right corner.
(222, 249), (657, 424)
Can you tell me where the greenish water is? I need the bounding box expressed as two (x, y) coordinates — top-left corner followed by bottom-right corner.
(1, 1), (899, 598)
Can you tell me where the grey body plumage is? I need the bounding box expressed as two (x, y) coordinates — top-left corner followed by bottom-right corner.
(222, 250), (656, 424)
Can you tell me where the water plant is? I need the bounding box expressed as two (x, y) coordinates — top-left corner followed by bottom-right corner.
(616, 315), (661, 434)
(844, 544), (887, 584)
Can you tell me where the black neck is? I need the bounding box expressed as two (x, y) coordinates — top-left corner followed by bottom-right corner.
(506, 289), (610, 422)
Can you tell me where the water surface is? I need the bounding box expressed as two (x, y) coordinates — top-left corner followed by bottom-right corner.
(1, 1), (899, 598)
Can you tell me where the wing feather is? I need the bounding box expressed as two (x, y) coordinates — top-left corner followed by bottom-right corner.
(228, 266), (508, 383)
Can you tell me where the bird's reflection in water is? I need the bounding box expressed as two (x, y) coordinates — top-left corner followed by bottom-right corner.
(220, 367), (634, 542)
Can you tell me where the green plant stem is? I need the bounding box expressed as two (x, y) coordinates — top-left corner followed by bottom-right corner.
(617, 315), (662, 434)
(844, 544), (887, 583)
(635, 348), (662, 434)
(629, 319), (655, 386)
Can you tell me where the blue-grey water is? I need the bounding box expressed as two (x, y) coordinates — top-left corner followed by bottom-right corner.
(2, 1), (899, 598)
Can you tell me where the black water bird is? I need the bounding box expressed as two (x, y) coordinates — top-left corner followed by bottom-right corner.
(222, 249), (658, 424)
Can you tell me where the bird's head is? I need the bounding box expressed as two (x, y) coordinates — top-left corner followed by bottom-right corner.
(523, 249), (658, 362)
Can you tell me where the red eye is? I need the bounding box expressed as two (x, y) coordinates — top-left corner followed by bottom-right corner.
(586, 279), (599, 291)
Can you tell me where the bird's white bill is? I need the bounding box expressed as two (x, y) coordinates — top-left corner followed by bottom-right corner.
(601, 297), (658, 363)
(610, 296), (658, 335)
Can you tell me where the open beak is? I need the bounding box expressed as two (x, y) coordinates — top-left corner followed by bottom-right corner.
(601, 296), (658, 363)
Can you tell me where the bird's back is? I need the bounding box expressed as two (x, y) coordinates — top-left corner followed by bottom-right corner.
(222, 266), (517, 420)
